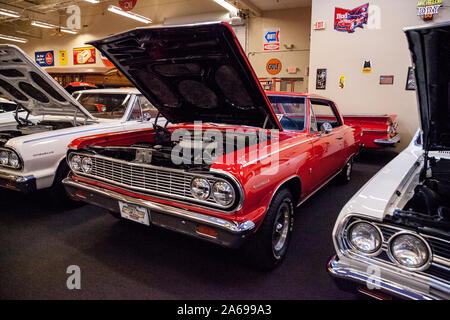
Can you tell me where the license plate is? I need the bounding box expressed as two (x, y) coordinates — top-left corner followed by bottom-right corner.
(119, 201), (150, 226)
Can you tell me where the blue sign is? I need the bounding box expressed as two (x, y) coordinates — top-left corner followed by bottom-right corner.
(35, 50), (54, 67)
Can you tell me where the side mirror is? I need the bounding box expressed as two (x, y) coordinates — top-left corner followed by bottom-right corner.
(321, 122), (333, 134)
(142, 112), (151, 121)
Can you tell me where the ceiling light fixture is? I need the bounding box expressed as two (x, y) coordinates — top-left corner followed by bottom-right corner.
(0, 8), (21, 18)
(84, 0), (100, 3)
(107, 5), (152, 24)
(31, 20), (58, 29)
(213, 0), (239, 16)
(0, 34), (28, 43)
(60, 28), (78, 34)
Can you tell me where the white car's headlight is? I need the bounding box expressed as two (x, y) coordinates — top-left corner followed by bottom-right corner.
(0, 151), (9, 166)
(347, 221), (382, 255)
(81, 157), (93, 173)
(191, 177), (210, 200)
(70, 154), (82, 171)
(389, 233), (430, 270)
(0, 149), (21, 169)
(212, 181), (235, 206)
(9, 152), (19, 168)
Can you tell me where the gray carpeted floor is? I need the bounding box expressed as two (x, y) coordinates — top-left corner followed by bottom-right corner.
(0, 151), (397, 299)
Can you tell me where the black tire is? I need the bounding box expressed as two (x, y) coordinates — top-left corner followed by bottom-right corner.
(337, 156), (353, 184)
(49, 161), (82, 207)
(244, 188), (294, 270)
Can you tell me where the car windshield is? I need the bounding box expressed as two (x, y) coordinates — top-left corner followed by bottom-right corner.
(268, 95), (307, 131)
(76, 93), (131, 119)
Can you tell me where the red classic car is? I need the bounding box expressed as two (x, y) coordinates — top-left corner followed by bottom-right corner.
(62, 22), (361, 269)
(342, 114), (400, 149)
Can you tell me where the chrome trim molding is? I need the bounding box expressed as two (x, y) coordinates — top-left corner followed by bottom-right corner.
(69, 152), (242, 212)
(374, 134), (401, 145)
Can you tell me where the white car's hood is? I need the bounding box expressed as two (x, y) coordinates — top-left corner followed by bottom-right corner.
(0, 45), (94, 120)
(337, 134), (424, 222)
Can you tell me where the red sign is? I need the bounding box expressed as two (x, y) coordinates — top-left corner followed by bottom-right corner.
(119, 0), (137, 11)
(45, 52), (54, 65)
(334, 3), (369, 33)
(73, 47), (96, 65)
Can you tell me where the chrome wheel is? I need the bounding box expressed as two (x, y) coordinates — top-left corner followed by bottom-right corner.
(272, 200), (291, 258)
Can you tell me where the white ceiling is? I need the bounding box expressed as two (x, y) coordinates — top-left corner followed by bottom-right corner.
(246, 0), (312, 11)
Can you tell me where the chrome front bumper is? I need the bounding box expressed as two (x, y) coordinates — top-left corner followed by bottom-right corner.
(63, 177), (255, 248)
(328, 254), (449, 300)
(374, 133), (401, 146)
(0, 172), (36, 193)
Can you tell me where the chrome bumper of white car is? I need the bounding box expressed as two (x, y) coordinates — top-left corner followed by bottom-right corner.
(374, 134), (401, 146)
(63, 176), (255, 248)
(0, 172), (36, 193)
(328, 254), (450, 300)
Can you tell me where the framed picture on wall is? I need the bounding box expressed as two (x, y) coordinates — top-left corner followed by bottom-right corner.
(316, 68), (327, 90)
(380, 75), (394, 85)
(406, 67), (416, 90)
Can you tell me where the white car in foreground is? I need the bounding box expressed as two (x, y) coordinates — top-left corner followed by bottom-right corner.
(328, 22), (450, 300)
(0, 44), (160, 195)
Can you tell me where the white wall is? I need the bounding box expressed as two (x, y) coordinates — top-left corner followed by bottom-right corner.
(309, 0), (450, 150)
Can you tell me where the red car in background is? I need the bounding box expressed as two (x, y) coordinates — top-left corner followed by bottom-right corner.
(62, 22), (362, 269)
(342, 114), (400, 149)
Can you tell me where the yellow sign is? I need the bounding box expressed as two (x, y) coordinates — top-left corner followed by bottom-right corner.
(59, 50), (68, 66)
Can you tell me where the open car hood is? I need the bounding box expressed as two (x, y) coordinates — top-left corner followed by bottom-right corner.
(405, 22), (450, 151)
(0, 45), (94, 119)
(88, 22), (282, 130)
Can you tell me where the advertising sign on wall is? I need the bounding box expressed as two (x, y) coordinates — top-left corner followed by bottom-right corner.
(35, 50), (55, 67)
(266, 58), (282, 75)
(263, 28), (280, 51)
(316, 69), (327, 90)
(59, 50), (68, 66)
(119, 0), (137, 11)
(334, 3), (369, 33)
(73, 47), (96, 65)
(417, 0), (442, 21)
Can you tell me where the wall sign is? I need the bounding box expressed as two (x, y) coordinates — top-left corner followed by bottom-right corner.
(35, 50), (54, 67)
(73, 47), (96, 65)
(380, 75), (394, 85)
(417, 0), (442, 21)
(263, 28), (280, 51)
(266, 59), (282, 75)
(59, 50), (68, 66)
(339, 76), (345, 89)
(362, 60), (372, 73)
(313, 21), (326, 30)
(334, 3), (369, 33)
(316, 69), (327, 90)
(119, 0), (137, 11)
(406, 67), (416, 90)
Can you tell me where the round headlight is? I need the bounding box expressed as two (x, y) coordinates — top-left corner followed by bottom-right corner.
(347, 222), (382, 254)
(191, 177), (210, 200)
(212, 181), (235, 206)
(0, 151), (9, 166)
(389, 233), (430, 269)
(8, 152), (19, 168)
(70, 155), (82, 171)
(81, 157), (93, 173)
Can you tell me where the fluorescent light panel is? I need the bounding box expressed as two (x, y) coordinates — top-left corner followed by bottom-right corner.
(108, 5), (152, 24)
(0, 8), (21, 18)
(31, 20), (58, 29)
(60, 28), (78, 34)
(213, 0), (238, 16)
(0, 34), (27, 43)
(84, 0), (100, 3)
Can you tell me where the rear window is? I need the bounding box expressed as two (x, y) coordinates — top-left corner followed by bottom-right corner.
(76, 93), (131, 119)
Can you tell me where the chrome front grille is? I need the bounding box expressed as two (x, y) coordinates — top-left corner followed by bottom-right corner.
(80, 155), (221, 206)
